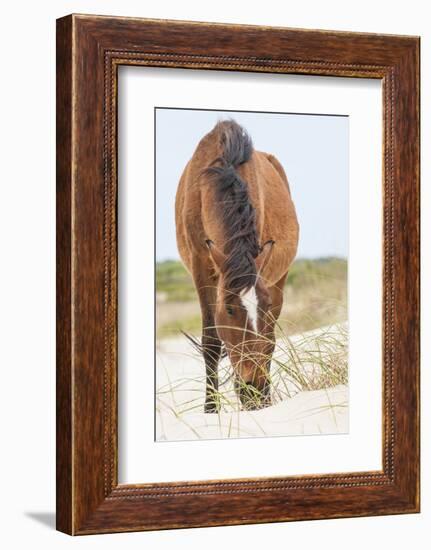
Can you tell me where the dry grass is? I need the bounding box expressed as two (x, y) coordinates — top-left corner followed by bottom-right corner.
(156, 321), (348, 416)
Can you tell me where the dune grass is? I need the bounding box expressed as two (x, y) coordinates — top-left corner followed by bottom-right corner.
(156, 320), (348, 417)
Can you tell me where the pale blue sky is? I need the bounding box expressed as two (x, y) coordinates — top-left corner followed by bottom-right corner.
(156, 108), (348, 261)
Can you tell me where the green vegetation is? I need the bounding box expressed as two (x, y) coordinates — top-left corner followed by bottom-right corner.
(156, 260), (196, 302)
(286, 257), (347, 290)
(280, 257), (347, 334)
(156, 257), (347, 338)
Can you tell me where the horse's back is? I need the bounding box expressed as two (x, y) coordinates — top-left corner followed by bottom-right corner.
(175, 131), (299, 285)
(175, 125), (224, 272)
(241, 150), (299, 284)
(175, 160), (193, 272)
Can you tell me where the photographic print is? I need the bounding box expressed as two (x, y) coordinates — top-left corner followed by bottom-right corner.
(155, 108), (349, 442)
(57, 16), (420, 533)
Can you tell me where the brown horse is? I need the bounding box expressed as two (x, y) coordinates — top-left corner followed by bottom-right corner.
(175, 120), (299, 412)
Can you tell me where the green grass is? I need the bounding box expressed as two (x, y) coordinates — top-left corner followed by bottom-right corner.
(156, 260), (196, 302)
(156, 257), (347, 338)
(286, 257), (347, 289)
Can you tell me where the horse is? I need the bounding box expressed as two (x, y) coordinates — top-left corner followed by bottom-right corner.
(175, 120), (299, 412)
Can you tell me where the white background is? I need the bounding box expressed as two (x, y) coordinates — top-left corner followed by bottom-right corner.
(0, 1), (428, 548)
(119, 68), (382, 483)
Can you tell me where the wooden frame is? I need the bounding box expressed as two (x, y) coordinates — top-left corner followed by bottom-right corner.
(56, 14), (420, 535)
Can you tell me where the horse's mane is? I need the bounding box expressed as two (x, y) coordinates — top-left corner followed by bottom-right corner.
(205, 120), (260, 295)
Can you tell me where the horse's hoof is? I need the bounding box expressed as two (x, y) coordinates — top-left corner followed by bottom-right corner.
(204, 402), (219, 414)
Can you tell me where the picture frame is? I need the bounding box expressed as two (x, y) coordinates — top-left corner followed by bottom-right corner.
(56, 14), (420, 535)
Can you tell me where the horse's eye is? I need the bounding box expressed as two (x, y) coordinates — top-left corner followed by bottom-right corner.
(226, 305), (234, 316)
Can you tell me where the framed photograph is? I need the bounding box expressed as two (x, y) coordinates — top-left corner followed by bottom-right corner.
(56, 14), (420, 534)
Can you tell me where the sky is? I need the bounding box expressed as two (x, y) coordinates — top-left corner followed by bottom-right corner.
(155, 108), (348, 261)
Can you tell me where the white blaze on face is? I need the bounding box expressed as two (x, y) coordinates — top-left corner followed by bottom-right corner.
(240, 286), (259, 333)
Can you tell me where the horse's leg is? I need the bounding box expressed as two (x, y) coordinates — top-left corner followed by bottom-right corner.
(193, 269), (222, 413)
(262, 272), (289, 406)
(202, 310), (222, 413)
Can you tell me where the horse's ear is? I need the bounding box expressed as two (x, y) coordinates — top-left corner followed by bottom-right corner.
(256, 240), (275, 274)
(206, 240), (227, 271)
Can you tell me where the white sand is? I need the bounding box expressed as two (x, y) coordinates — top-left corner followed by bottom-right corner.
(156, 325), (348, 442)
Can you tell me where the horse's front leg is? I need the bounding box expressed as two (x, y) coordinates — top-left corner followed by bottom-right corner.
(202, 323), (222, 413)
(195, 277), (222, 413)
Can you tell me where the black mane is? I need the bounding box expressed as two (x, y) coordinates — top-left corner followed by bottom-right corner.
(205, 120), (259, 295)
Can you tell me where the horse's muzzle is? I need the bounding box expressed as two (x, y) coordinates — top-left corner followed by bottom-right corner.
(239, 382), (271, 411)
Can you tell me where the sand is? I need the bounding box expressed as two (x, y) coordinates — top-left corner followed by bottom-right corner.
(156, 324), (348, 442)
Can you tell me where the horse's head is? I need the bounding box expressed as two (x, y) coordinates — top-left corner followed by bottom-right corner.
(207, 240), (275, 410)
